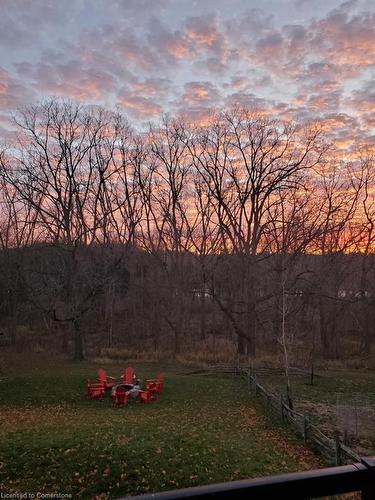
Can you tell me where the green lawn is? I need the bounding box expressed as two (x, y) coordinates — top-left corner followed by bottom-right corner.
(258, 369), (375, 453)
(0, 353), (320, 498)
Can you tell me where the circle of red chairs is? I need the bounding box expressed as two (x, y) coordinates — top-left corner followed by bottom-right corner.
(86, 367), (164, 406)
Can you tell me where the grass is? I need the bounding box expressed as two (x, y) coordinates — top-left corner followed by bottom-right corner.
(0, 353), (320, 498)
(258, 369), (375, 453)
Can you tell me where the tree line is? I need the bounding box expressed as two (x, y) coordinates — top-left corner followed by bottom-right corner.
(0, 99), (374, 362)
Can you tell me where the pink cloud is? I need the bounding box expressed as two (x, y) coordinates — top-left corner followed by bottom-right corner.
(147, 20), (195, 62)
(185, 15), (219, 46)
(307, 91), (342, 111)
(117, 95), (161, 119)
(180, 81), (220, 105)
(311, 7), (375, 71)
(15, 60), (116, 102)
(127, 78), (172, 98)
(348, 81), (375, 115)
(0, 67), (35, 111)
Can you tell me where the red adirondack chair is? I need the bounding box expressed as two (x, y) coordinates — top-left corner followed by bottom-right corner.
(121, 366), (135, 385)
(97, 368), (116, 389)
(139, 389), (156, 403)
(87, 380), (105, 400)
(146, 373), (164, 394)
(112, 386), (130, 406)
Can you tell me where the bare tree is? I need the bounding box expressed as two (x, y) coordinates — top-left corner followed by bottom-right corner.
(0, 100), (129, 358)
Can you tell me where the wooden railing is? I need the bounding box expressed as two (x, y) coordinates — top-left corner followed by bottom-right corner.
(129, 458), (375, 499)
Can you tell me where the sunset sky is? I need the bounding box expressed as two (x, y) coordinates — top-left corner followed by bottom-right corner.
(1, 0), (375, 151)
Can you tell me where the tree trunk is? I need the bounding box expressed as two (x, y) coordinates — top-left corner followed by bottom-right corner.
(8, 289), (17, 346)
(73, 319), (84, 360)
(237, 333), (246, 355)
(200, 291), (207, 340)
(61, 324), (69, 354)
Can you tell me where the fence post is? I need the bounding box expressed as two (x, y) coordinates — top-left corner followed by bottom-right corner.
(334, 431), (342, 466)
(303, 416), (309, 444)
(343, 428), (349, 446)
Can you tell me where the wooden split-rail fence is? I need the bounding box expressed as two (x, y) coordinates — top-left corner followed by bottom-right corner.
(203, 364), (360, 466)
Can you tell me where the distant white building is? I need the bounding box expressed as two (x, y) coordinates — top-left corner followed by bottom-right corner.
(192, 286), (212, 299)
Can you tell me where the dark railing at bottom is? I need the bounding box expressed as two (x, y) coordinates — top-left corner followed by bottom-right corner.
(127, 457), (375, 499)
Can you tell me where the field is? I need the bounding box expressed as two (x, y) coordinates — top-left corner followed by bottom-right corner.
(258, 369), (375, 455)
(0, 353), (320, 498)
